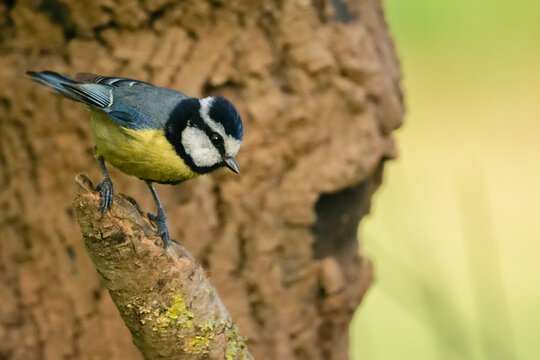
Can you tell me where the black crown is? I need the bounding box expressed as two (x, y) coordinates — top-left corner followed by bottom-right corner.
(209, 96), (243, 140)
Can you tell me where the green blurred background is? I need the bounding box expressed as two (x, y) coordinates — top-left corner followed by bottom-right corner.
(351, 0), (540, 359)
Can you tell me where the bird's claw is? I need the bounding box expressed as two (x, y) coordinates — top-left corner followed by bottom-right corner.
(147, 212), (171, 248)
(147, 212), (160, 223)
(96, 177), (114, 214)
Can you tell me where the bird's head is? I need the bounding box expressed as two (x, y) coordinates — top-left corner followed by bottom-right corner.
(165, 96), (243, 175)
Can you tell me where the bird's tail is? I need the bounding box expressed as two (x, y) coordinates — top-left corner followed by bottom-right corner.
(27, 70), (114, 110)
(26, 70), (84, 102)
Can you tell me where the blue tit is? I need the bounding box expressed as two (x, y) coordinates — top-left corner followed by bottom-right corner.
(27, 70), (243, 248)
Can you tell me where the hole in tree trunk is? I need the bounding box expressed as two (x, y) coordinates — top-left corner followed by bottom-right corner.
(311, 182), (370, 259)
(330, 0), (354, 23)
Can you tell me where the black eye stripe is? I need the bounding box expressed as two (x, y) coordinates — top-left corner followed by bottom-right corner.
(182, 105), (226, 155)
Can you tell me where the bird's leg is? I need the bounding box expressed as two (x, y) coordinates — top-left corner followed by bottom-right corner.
(95, 153), (114, 214)
(145, 181), (171, 248)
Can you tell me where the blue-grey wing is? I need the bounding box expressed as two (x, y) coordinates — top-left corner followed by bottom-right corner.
(76, 73), (191, 130)
(28, 71), (190, 130)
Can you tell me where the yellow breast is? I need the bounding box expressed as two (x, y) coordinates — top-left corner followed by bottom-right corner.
(90, 112), (199, 183)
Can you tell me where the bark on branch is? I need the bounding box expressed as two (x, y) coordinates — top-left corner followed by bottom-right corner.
(72, 174), (253, 360)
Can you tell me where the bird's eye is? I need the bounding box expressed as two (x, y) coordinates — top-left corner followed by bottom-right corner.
(211, 134), (223, 146)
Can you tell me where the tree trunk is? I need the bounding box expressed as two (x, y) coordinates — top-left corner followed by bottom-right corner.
(0, 1), (403, 360)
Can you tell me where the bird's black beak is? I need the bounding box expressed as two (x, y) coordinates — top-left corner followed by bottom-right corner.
(223, 156), (240, 174)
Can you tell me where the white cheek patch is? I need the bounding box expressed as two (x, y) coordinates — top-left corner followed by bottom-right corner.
(181, 126), (222, 167)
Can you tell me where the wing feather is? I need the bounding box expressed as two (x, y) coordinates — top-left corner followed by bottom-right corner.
(61, 83), (112, 108)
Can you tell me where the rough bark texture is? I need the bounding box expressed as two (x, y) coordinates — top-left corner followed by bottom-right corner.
(0, 1), (403, 360)
(73, 174), (252, 360)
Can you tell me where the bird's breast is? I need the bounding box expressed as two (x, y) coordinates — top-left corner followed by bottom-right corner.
(90, 112), (199, 183)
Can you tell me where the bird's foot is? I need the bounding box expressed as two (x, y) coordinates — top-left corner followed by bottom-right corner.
(96, 177), (114, 214)
(147, 211), (171, 249)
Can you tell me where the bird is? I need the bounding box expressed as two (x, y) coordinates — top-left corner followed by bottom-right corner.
(27, 70), (243, 248)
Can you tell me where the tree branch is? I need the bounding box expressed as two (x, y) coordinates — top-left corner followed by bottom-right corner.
(72, 174), (253, 360)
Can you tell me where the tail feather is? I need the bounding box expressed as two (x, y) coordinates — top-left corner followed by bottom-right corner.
(26, 70), (85, 103)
